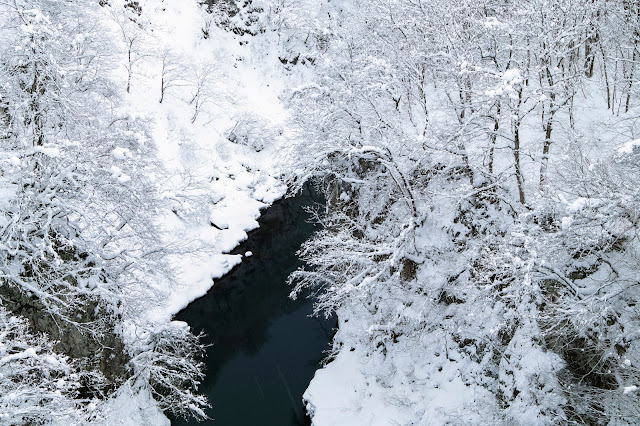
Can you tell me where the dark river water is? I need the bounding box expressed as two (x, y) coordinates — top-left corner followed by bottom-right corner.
(172, 184), (335, 426)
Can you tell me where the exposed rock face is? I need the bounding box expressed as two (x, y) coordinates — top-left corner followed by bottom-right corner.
(0, 283), (129, 384)
(201, 0), (239, 16)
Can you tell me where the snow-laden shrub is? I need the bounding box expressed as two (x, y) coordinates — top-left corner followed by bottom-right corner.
(0, 304), (106, 425)
(226, 113), (279, 152)
(0, 0), (208, 421)
(128, 321), (209, 421)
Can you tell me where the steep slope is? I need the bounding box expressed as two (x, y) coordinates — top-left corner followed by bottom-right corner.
(278, 0), (640, 424)
(0, 0), (299, 423)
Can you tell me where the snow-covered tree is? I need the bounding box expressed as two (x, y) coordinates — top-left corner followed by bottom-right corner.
(282, 0), (640, 423)
(0, 0), (208, 420)
(0, 304), (103, 425)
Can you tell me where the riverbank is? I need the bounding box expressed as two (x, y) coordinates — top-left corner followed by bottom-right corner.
(96, 1), (303, 422)
(172, 183), (335, 425)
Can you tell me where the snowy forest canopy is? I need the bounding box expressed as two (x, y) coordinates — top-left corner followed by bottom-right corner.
(0, 0), (639, 424)
(284, 0), (640, 424)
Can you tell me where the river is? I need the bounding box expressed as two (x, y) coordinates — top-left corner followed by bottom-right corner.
(172, 184), (335, 425)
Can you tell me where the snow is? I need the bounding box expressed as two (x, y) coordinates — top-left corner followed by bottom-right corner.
(503, 68), (522, 84)
(34, 145), (60, 157)
(6, 0), (639, 424)
(164, 252), (243, 320)
(0, 347), (36, 366)
(102, 384), (170, 426)
(209, 192), (265, 232)
(110, 165), (122, 178)
(565, 197), (600, 213)
(484, 17), (508, 30)
(485, 68), (524, 99)
(618, 138), (640, 154)
(303, 350), (372, 425)
(104, 0), (288, 330)
(112, 146), (131, 159)
(117, 174), (131, 183)
(305, 339), (498, 426)
(23, 0), (291, 421)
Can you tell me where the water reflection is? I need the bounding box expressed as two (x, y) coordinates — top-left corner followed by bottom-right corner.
(172, 184), (335, 425)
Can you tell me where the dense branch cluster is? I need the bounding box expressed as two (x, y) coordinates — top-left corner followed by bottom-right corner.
(1, 0), (639, 423)
(0, 0), (209, 421)
(282, 0), (640, 423)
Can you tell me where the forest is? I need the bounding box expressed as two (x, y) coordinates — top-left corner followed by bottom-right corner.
(0, 0), (639, 424)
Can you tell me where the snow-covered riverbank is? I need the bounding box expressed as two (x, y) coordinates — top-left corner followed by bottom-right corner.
(113, 0), (289, 319)
(103, 1), (298, 421)
(0, 0), (304, 423)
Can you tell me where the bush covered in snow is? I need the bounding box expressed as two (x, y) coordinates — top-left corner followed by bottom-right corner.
(283, 0), (640, 424)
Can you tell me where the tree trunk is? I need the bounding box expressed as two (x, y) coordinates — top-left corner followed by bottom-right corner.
(626, 48), (637, 113)
(489, 102), (500, 175)
(539, 116), (553, 188)
(513, 89), (525, 205)
(514, 123), (526, 205)
(585, 28), (599, 78)
(601, 43), (611, 109)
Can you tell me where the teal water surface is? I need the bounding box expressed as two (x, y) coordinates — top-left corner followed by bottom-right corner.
(172, 185), (335, 425)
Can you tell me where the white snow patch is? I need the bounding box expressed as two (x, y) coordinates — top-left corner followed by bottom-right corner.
(503, 68), (522, 84)
(34, 145), (60, 157)
(113, 146), (132, 159)
(0, 347), (37, 365)
(618, 138), (640, 154)
(484, 17), (507, 29)
(102, 384), (170, 426)
(164, 253), (243, 316)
